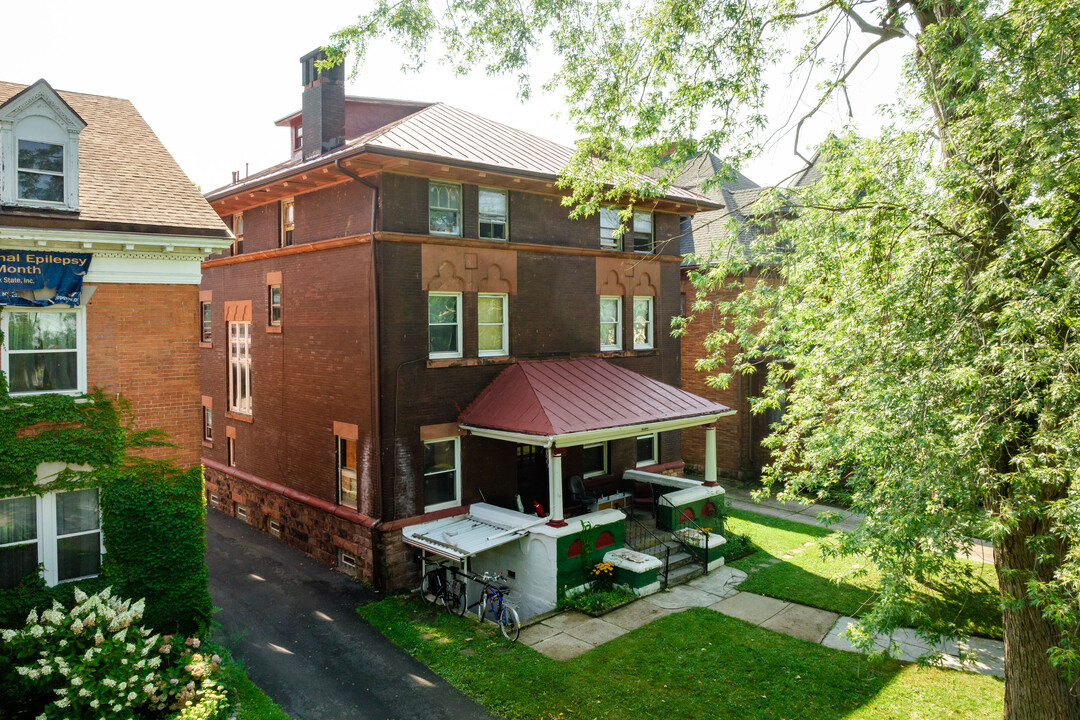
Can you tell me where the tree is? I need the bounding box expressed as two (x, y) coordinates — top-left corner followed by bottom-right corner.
(326, 1), (1080, 717)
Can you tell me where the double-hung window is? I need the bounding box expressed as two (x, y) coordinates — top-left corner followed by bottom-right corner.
(268, 285), (282, 326)
(636, 433), (658, 467)
(599, 296), (622, 351)
(583, 442), (608, 478)
(477, 293), (508, 357)
(633, 297), (654, 349)
(1, 309), (84, 396)
(203, 407), (213, 443)
(632, 211), (654, 253)
(0, 489), (102, 589)
(429, 182), (462, 236)
(428, 292), (462, 359)
(17, 140), (65, 203)
(228, 321), (252, 414)
(479, 188), (508, 240)
(201, 302), (212, 343)
(281, 199), (295, 247)
(423, 437), (460, 512)
(337, 437), (358, 510)
(600, 206), (621, 250)
(233, 213), (244, 255)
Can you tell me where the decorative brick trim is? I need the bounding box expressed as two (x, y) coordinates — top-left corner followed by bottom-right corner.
(225, 426), (237, 439)
(265, 325), (283, 334)
(419, 422), (465, 441)
(225, 411), (253, 424)
(379, 231), (683, 263)
(201, 395), (213, 408)
(224, 300), (251, 323)
(201, 234), (371, 268)
(199, 289), (213, 302)
(333, 421), (360, 441)
(265, 271), (282, 285)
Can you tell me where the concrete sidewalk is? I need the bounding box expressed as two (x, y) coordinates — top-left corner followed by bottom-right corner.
(523, 566), (1005, 678)
(715, 478), (995, 565)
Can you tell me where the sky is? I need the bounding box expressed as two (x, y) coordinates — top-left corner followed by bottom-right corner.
(1, 1), (912, 194)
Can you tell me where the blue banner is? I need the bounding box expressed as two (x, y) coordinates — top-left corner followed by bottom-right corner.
(0, 250), (92, 307)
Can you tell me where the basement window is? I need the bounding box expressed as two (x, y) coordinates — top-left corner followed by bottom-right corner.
(268, 519), (282, 538)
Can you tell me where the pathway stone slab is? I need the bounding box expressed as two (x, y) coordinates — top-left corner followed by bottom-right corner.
(564, 618), (628, 645)
(822, 616), (891, 654)
(643, 584), (718, 610)
(532, 634), (594, 661)
(540, 612), (591, 631)
(603, 600), (675, 631)
(761, 603), (839, 644)
(687, 567), (747, 598)
(890, 627), (958, 657)
(709, 592), (788, 625)
(519, 623), (561, 647)
(959, 637), (1005, 678)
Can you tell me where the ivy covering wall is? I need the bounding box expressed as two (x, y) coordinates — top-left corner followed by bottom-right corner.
(0, 309), (212, 635)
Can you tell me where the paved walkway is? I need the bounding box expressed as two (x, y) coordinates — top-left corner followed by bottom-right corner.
(522, 566), (1005, 678)
(714, 478), (996, 565)
(206, 511), (496, 720)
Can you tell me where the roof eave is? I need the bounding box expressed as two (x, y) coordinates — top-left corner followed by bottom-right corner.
(460, 410), (735, 448)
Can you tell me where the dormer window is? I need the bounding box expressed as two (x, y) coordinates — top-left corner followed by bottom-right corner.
(0, 79), (85, 212)
(18, 140), (65, 203)
(293, 125), (303, 152)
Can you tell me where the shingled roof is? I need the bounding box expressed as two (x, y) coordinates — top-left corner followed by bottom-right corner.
(207, 102), (716, 208)
(0, 80), (229, 237)
(673, 152), (765, 260)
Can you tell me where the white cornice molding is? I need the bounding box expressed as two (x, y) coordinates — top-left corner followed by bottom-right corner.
(0, 226), (232, 255)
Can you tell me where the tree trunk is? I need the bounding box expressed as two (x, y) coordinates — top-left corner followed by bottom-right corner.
(996, 525), (1080, 720)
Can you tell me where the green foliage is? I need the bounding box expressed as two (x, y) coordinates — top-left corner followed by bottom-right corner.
(717, 531), (755, 562)
(0, 573), (109, 632)
(558, 583), (634, 615)
(0, 587), (229, 720)
(101, 466), (212, 636)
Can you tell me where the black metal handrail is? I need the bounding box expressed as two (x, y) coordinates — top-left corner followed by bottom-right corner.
(658, 496), (713, 576)
(621, 506), (672, 589)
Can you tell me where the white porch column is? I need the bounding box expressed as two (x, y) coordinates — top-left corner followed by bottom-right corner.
(547, 447), (567, 527)
(704, 424), (719, 487)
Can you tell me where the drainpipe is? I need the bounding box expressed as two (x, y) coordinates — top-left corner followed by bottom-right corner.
(335, 159), (385, 523)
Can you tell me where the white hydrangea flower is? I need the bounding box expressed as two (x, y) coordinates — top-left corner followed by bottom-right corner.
(126, 692), (137, 702)
(1, 629), (15, 642)
(26, 609), (38, 625)
(143, 683), (154, 694)
(102, 678), (116, 688)
(79, 688), (90, 697)
(73, 588), (87, 604)
(118, 682), (127, 691)
(89, 699), (99, 709)
(70, 619), (83, 635)
(29, 625), (44, 638)
(54, 698), (69, 709)
(70, 676), (82, 686)
(147, 657), (161, 669)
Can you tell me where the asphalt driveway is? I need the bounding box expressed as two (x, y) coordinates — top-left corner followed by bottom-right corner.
(205, 511), (497, 720)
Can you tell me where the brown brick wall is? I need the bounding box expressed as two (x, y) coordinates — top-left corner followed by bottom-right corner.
(85, 283), (201, 468)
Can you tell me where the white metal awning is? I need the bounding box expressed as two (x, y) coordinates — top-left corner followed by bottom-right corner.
(401, 503), (546, 562)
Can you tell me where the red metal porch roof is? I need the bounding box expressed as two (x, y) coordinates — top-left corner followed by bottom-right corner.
(459, 358), (730, 436)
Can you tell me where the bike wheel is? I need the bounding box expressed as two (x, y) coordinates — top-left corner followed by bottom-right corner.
(418, 568), (441, 605)
(499, 603), (521, 642)
(444, 581), (467, 617)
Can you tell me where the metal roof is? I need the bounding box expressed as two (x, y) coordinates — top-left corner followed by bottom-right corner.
(402, 503), (545, 562)
(459, 358), (731, 437)
(207, 102), (717, 208)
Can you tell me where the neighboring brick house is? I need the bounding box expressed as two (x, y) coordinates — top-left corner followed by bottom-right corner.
(0, 79), (231, 589)
(677, 153), (819, 478)
(199, 51), (730, 592)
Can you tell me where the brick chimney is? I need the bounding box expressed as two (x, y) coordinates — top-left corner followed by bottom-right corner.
(300, 48), (345, 160)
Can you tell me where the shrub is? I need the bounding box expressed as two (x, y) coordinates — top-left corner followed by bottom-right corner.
(1, 587), (230, 720)
(719, 532), (755, 561)
(559, 585), (636, 615)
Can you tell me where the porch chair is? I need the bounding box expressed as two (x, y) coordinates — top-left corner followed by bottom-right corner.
(631, 481), (656, 519)
(568, 475), (597, 514)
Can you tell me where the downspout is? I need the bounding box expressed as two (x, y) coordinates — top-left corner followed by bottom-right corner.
(335, 158), (385, 530)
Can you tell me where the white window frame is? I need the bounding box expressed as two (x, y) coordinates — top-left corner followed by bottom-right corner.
(633, 296), (654, 350)
(478, 187), (508, 241)
(0, 307), (87, 397)
(477, 293), (509, 357)
(228, 321), (252, 414)
(227, 437), (237, 467)
(202, 406), (213, 443)
(16, 140), (65, 205)
(0, 487), (103, 588)
(635, 433), (658, 468)
(632, 210), (654, 253)
(281, 198), (295, 248)
(582, 442), (608, 479)
(599, 296), (623, 352)
(428, 292), (463, 359)
(423, 436), (461, 513)
(337, 436), (358, 510)
(201, 301), (213, 343)
(268, 285), (282, 327)
(600, 205), (621, 250)
(429, 181), (462, 237)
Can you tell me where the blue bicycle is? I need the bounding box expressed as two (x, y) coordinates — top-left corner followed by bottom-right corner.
(476, 571), (520, 642)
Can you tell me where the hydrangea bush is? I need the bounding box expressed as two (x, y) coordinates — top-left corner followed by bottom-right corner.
(1, 587), (229, 720)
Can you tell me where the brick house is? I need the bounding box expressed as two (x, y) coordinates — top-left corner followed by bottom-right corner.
(677, 153), (818, 477)
(199, 51), (732, 596)
(0, 79), (231, 589)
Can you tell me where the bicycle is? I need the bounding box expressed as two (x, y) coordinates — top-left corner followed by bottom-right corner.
(418, 561), (466, 615)
(475, 571), (520, 642)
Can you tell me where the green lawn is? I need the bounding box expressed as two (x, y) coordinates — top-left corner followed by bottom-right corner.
(360, 596), (1003, 720)
(725, 509), (1003, 639)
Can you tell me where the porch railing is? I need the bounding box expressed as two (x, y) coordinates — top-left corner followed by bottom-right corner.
(621, 506), (672, 589)
(658, 496), (714, 576)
